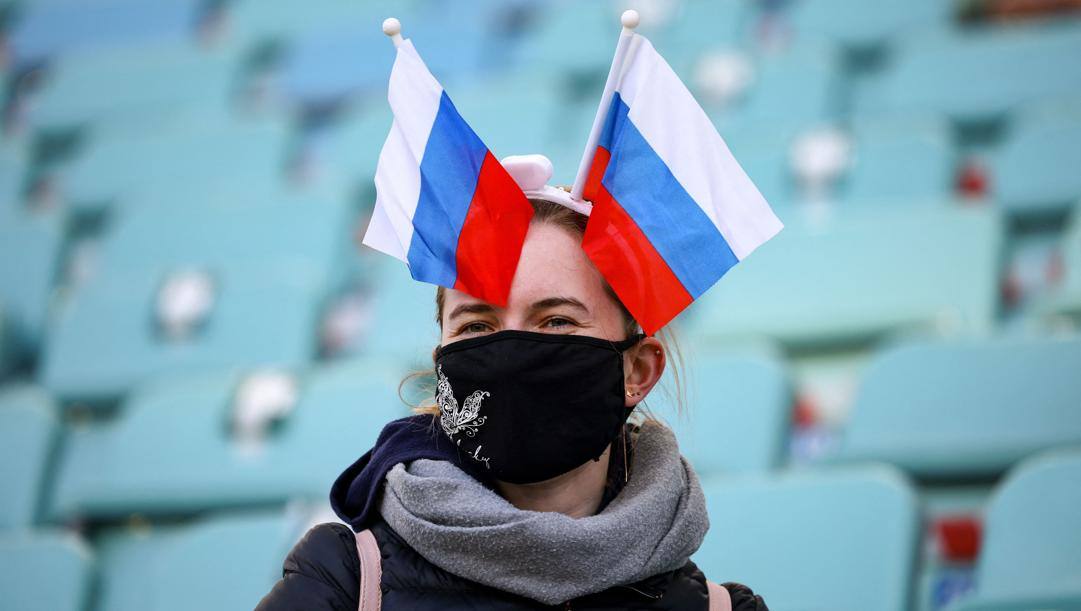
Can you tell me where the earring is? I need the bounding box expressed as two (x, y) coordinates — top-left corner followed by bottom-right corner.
(626, 389), (642, 397)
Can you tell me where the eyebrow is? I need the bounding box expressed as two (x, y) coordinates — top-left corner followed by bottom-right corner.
(528, 297), (590, 316)
(446, 297), (590, 322)
(447, 302), (497, 321)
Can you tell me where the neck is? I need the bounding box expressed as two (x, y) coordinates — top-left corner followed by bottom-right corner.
(496, 445), (611, 518)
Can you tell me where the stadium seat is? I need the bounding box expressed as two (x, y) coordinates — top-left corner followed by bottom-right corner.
(787, 0), (953, 50)
(361, 259), (444, 366)
(690, 206), (1001, 345)
(695, 465), (920, 611)
(41, 197), (351, 401)
(9, 0), (202, 67)
(710, 40), (840, 132)
(950, 448), (1081, 610)
(0, 305), (9, 375)
(0, 147), (27, 219)
(59, 115), (289, 213)
(0, 211), (63, 357)
(48, 358), (407, 519)
(858, 23), (1081, 121)
(837, 336), (1081, 479)
(95, 509), (299, 611)
(0, 530), (93, 611)
(30, 40), (238, 132)
(41, 264), (325, 403)
(843, 118), (954, 204)
(1044, 205), (1081, 320)
(0, 386), (57, 529)
(991, 113), (1081, 218)
(655, 351), (792, 474)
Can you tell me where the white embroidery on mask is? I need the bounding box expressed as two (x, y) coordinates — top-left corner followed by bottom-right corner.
(436, 365), (489, 438)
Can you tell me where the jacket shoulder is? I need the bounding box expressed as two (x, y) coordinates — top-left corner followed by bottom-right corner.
(255, 522), (360, 611)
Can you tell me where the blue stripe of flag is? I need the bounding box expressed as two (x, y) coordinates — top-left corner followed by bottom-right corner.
(407, 91), (490, 288)
(598, 94), (739, 299)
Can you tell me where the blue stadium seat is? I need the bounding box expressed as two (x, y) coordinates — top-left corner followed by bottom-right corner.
(41, 199), (349, 401)
(59, 115), (288, 213)
(30, 41), (237, 132)
(361, 260), (444, 366)
(858, 23), (1081, 121)
(1045, 204), (1081, 320)
(0, 386), (57, 529)
(227, 0), (383, 50)
(0, 305), (9, 375)
(661, 0), (747, 53)
(655, 351), (792, 474)
(710, 40), (840, 132)
(843, 118), (955, 204)
(991, 113), (1081, 218)
(788, 0), (953, 50)
(696, 465), (920, 611)
(0, 147), (27, 219)
(9, 0), (201, 67)
(950, 449), (1081, 610)
(0, 211), (63, 357)
(837, 337), (1081, 478)
(48, 358), (407, 520)
(0, 531), (93, 611)
(515, 0), (622, 76)
(95, 509), (298, 611)
(689, 206), (1002, 345)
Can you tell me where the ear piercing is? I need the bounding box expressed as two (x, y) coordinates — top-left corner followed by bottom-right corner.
(626, 389), (642, 397)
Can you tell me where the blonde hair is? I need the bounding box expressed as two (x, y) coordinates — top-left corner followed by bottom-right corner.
(402, 198), (687, 422)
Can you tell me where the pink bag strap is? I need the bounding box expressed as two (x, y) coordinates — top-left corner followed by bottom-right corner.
(707, 580), (732, 611)
(354, 529), (382, 611)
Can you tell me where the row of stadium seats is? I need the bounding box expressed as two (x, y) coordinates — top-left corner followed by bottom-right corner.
(4, 334), (1079, 529)
(4, 448), (1078, 611)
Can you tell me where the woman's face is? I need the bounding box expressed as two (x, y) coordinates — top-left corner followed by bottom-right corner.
(440, 220), (665, 406)
(440, 221), (630, 345)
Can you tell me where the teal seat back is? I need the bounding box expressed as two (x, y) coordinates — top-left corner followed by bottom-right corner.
(362, 261), (443, 367)
(32, 41), (236, 131)
(860, 25), (1081, 121)
(993, 115), (1081, 218)
(96, 510), (294, 611)
(845, 119), (954, 204)
(0, 531), (93, 611)
(839, 337), (1081, 478)
(956, 449), (1081, 609)
(655, 351), (792, 474)
(61, 117), (287, 212)
(0, 386), (57, 529)
(788, 0), (952, 49)
(690, 207), (1001, 345)
(0, 212), (64, 353)
(696, 466), (919, 611)
(49, 359), (407, 519)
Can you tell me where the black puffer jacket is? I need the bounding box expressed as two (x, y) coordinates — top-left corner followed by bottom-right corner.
(255, 519), (768, 610)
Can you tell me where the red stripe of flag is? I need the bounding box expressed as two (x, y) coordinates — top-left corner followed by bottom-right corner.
(453, 151), (535, 306)
(583, 146), (694, 335)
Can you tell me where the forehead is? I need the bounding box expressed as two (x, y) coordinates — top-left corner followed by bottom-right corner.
(442, 221), (615, 315)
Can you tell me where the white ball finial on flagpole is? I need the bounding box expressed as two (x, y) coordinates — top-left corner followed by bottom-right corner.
(621, 9), (640, 30)
(383, 17), (403, 47)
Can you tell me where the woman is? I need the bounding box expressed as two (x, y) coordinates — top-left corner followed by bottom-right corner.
(255, 198), (768, 610)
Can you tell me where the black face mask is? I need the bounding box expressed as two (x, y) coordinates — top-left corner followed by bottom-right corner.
(433, 330), (644, 484)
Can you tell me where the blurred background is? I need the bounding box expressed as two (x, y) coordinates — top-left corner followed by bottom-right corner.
(0, 0), (1080, 610)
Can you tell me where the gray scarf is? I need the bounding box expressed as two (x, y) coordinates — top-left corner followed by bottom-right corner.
(379, 422), (709, 605)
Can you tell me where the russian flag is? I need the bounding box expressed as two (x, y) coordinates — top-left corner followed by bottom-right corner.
(363, 39), (533, 306)
(582, 34), (783, 335)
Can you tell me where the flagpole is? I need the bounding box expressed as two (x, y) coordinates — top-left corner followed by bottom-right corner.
(383, 17), (403, 47)
(570, 9), (640, 202)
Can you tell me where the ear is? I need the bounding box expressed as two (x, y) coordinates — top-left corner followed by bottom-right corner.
(623, 336), (665, 408)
